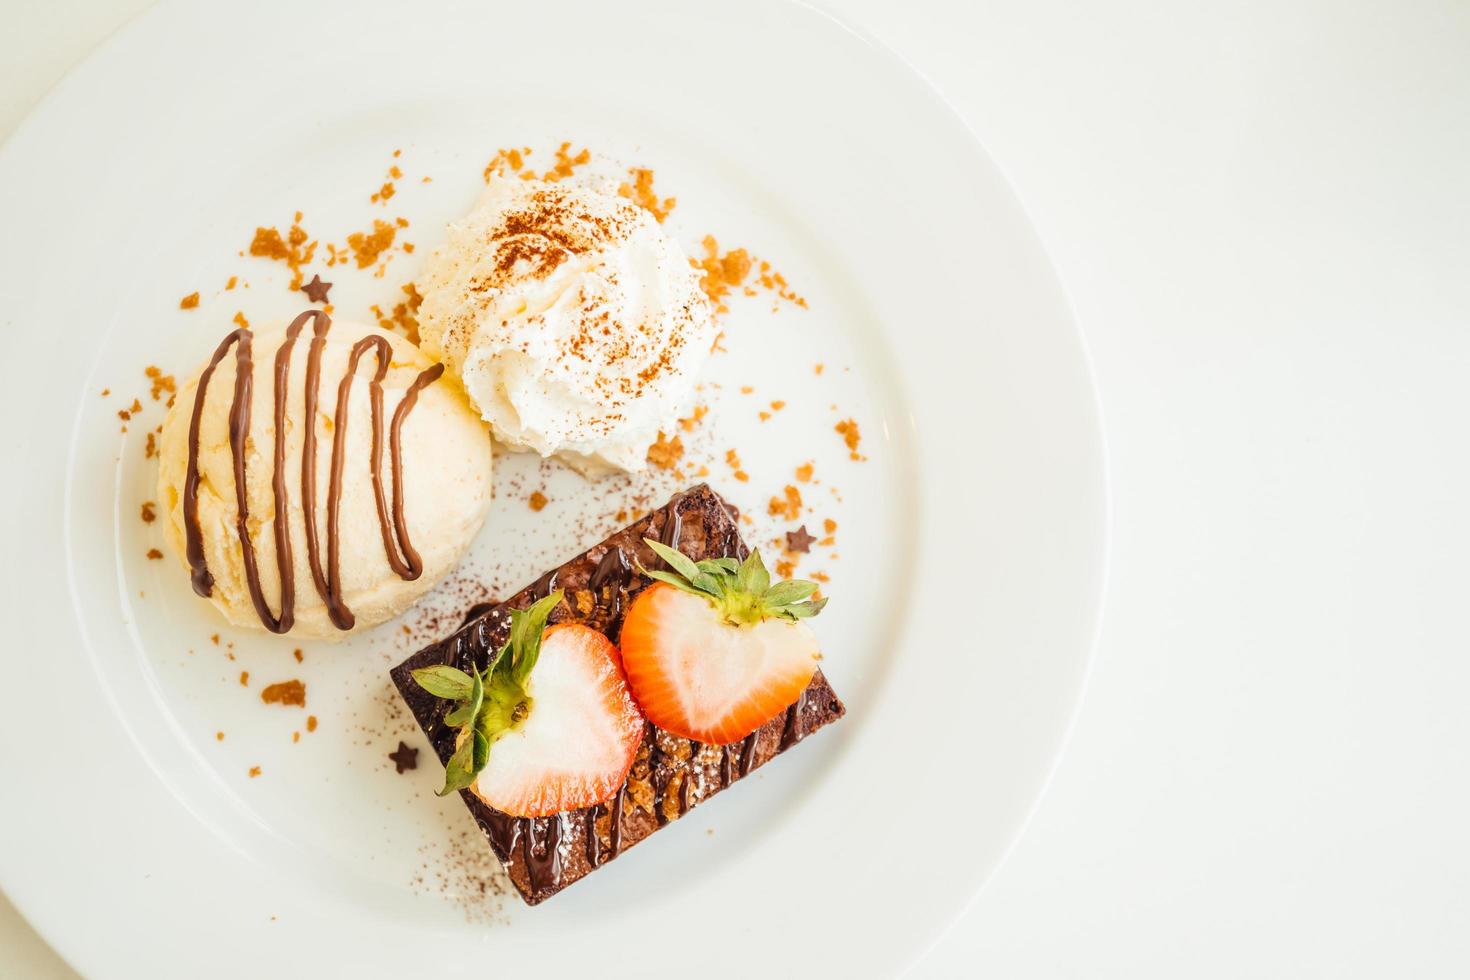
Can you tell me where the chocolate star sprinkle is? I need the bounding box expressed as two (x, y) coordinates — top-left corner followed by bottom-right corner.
(388, 740), (419, 774)
(785, 525), (817, 553)
(300, 274), (332, 304)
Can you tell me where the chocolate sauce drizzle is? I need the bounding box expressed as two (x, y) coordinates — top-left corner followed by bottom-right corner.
(182, 311), (442, 633)
(719, 731), (763, 784)
(523, 815), (566, 894)
(780, 690), (808, 750)
(655, 489), (685, 568)
(589, 545), (632, 621)
(679, 742), (701, 815)
(583, 805), (602, 868)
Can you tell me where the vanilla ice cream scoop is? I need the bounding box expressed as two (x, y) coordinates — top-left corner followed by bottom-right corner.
(415, 178), (715, 475)
(157, 312), (492, 638)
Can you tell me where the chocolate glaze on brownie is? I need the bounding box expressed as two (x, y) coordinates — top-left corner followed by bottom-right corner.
(390, 484), (846, 905)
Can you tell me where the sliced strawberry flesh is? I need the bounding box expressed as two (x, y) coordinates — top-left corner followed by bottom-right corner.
(620, 584), (820, 744)
(472, 623), (643, 817)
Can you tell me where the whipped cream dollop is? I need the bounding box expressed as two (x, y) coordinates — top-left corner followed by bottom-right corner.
(416, 178), (715, 475)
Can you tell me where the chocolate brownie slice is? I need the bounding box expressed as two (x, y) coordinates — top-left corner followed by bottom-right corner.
(390, 484), (845, 905)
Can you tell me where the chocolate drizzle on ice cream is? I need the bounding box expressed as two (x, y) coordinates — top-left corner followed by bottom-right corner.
(182, 310), (445, 633)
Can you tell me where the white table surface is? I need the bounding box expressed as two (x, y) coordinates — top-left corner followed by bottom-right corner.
(5, 0), (1468, 976)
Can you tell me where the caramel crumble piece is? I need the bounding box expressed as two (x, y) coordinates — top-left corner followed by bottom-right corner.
(141, 501), (156, 523)
(678, 404), (708, 432)
(306, 715), (318, 733)
(692, 236), (751, 315)
(823, 518), (838, 544)
(815, 363), (825, 375)
(372, 282), (423, 343)
(261, 679), (306, 708)
(646, 432), (684, 470)
(292, 732), (300, 743)
(768, 485), (803, 520)
(146, 548), (163, 560)
(775, 559), (796, 578)
(215, 731), (224, 741)
(371, 181), (396, 204)
(483, 146), (532, 182)
(145, 366), (175, 401)
(770, 400), (786, 412)
(542, 142), (591, 182)
(239, 671), (249, 687)
(249, 212), (318, 290)
(293, 648), (303, 663)
(211, 634), (220, 645)
(528, 491), (548, 512)
(795, 462), (814, 483)
(759, 411), (772, 422)
(346, 219), (398, 269)
(248, 766), (262, 778)
(233, 312), (250, 329)
(145, 431), (158, 459)
(811, 571), (831, 583)
(179, 292), (200, 310)
(757, 259), (808, 309)
(617, 167), (675, 222)
(225, 276), (238, 290)
(725, 448), (749, 482)
(100, 388), (110, 397)
(835, 418), (865, 460)
(740, 385), (754, 394)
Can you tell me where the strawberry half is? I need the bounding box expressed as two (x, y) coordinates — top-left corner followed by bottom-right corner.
(410, 593), (643, 817)
(620, 540), (827, 745)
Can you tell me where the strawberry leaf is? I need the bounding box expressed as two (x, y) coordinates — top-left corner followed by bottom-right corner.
(644, 539), (705, 583)
(763, 579), (817, 605)
(439, 735), (478, 796)
(642, 568), (711, 596)
(471, 730), (490, 773)
(507, 591), (563, 687)
(639, 539), (826, 626)
(411, 665), (475, 701)
(773, 596), (828, 620)
(443, 668), (484, 728)
(737, 549), (771, 596)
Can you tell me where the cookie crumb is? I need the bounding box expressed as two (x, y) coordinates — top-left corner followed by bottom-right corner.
(261, 679), (306, 707)
(835, 418), (866, 461)
(617, 167), (676, 222)
(767, 485), (802, 520)
(646, 432), (684, 470)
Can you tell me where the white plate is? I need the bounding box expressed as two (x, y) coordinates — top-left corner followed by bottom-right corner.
(0, 0), (1107, 976)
